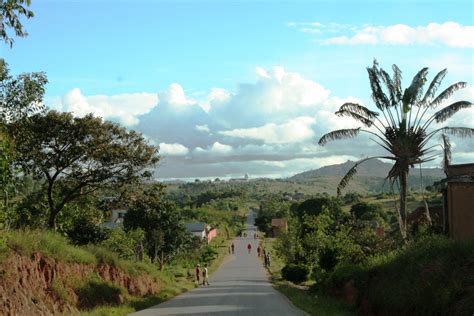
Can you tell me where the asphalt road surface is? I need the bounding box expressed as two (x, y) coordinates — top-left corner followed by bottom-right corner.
(130, 210), (307, 316)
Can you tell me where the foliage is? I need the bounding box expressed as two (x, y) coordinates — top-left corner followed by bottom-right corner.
(281, 263), (309, 284)
(318, 61), (473, 239)
(350, 202), (385, 222)
(255, 195), (290, 234)
(99, 228), (145, 261)
(67, 216), (110, 246)
(0, 0), (34, 47)
(0, 59), (46, 123)
(319, 236), (474, 315)
(123, 185), (191, 270)
(10, 110), (159, 229)
(75, 274), (125, 309)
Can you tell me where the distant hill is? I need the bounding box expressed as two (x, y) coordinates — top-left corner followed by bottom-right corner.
(290, 159), (444, 181)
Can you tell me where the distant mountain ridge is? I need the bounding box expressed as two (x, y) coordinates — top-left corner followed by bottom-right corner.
(290, 159), (444, 181)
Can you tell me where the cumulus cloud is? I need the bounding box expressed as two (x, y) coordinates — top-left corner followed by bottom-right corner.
(324, 22), (474, 47)
(220, 117), (316, 144)
(290, 21), (474, 47)
(49, 88), (158, 126)
(195, 124), (210, 133)
(159, 143), (189, 156)
(49, 64), (472, 179)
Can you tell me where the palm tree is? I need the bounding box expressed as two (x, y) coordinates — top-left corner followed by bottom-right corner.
(318, 61), (473, 239)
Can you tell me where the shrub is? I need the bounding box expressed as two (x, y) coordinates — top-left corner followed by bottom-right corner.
(67, 217), (110, 245)
(320, 236), (474, 315)
(75, 274), (124, 309)
(282, 264), (309, 284)
(200, 245), (218, 264)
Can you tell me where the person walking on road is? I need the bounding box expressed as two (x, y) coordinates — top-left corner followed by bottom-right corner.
(195, 264), (201, 286)
(257, 245), (261, 257)
(202, 264), (210, 286)
(231, 243), (235, 254)
(247, 243), (252, 254)
(265, 252), (271, 267)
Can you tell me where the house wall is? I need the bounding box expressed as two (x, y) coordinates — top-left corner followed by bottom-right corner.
(111, 209), (127, 223)
(207, 229), (217, 242)
(448, 182), (474, 241)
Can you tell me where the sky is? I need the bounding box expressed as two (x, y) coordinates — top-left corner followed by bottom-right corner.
(1, 0), (473, 180)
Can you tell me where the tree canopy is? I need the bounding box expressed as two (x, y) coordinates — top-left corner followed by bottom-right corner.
(124, 185), (190, 270)
(0, 0), (34, 47)
(10, 110), (160, 229)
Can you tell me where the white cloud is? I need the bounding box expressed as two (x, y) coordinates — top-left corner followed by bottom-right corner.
(195, 124), (210, 133)
(322, 22), (474, 47)
(220, 116), (316, 144)
(159, 143), (189, 156)
(50, 88), (158, 126)
(195, 142), (233, 155)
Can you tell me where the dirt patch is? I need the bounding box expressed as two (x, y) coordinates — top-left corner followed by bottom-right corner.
(0, 252), (160, 315)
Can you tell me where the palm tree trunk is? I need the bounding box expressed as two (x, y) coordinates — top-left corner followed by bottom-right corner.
(399, 169), (408, 240)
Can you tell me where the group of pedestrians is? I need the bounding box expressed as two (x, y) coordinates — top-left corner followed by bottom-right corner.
(195, 263), (210, 286)
(228, 233), (271, 267)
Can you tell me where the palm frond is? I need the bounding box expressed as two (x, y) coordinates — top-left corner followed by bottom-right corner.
(441, 134), (451, 173)
(392, 64), (403, 100)
(338, 103), (379, 119)
(434, 101), (472, 123)
(335, 110), (374, 127)
(337, 164), (358, 197)
(318, 128), (361, 146)
(367, 67), (391, 111)
(439, 127), (474, 138)
(421, 69), (447, 105)
(429, 82), (467, 108)
(380, 69), (398, 106)
(402, 67), (429, 112)
(337, 156), (394, 196)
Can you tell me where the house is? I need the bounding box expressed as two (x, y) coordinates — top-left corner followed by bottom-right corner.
(184, 222), (217, 243)
(407, 206), (443, 228)
(442, 163), (474, 241)
(271, 218), (288, 237)
(100, 208), (127, 229)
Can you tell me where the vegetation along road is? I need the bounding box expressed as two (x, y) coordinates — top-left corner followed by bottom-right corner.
(131, 210), (307, 316)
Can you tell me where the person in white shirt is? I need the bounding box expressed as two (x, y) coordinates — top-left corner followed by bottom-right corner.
(202, 264), (210, 286)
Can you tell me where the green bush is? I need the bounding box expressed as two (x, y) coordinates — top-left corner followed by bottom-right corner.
(67, 217), (110, 245)
(75, 274), (125, 309)
(282, 264), (309, 284)
(320, 236), (474, 315)
(200, 245), (218, 264)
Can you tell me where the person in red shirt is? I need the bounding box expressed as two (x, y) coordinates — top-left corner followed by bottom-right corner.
(247, 243), (252, 254)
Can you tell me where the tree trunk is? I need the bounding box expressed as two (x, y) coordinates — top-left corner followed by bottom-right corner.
(399, 169), (408, 240)
(48, 210), (58, 230)
(160, 250), (165, 271)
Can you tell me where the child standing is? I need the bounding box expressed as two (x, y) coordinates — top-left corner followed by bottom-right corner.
(202, 264), (210, 286)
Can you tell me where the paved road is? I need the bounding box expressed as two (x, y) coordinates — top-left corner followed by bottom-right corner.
(131, 211), (307, 316)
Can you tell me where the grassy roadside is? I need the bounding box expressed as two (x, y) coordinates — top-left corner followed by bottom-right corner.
(261, 238), (354, 316)
(80, 235), (232, 316)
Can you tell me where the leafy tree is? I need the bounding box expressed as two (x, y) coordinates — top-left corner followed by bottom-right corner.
(10, 110), (159, 229)
(255, 196), (290, 234)
(319, 61), (473, 239)
(351, 202), (383, 221)
(1, 59), (47, 123)
(0, 0), (34, 47)
(100, 228), (145, 261)
(0, 59), (46, 216)
(123, 185), (191, 270)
